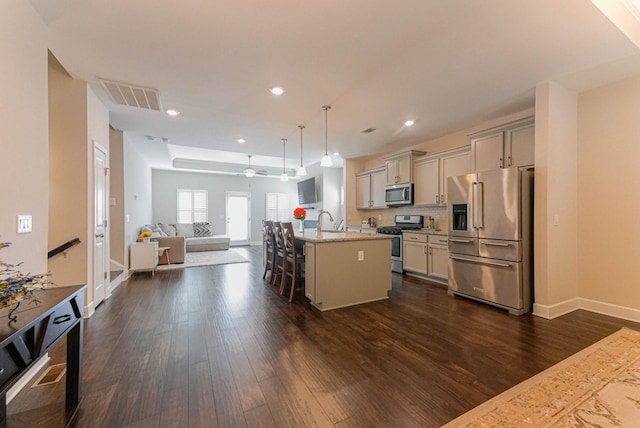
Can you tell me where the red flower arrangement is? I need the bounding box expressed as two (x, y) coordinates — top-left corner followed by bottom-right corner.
(293, 207), (306, 221)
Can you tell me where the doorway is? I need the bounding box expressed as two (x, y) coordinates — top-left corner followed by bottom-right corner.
(225, 192), (251, 246)
(93, 142), (108, 308)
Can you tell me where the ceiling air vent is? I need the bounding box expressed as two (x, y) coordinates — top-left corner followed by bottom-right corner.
(100, 79), (163, 111)
(361, 127), (377, 134)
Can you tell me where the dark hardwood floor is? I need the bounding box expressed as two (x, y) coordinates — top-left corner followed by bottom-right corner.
(9, 245), (640, 427)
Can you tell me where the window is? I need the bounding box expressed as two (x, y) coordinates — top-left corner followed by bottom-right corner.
(177, 189), (208, 223)
(265, 193), (290, 221)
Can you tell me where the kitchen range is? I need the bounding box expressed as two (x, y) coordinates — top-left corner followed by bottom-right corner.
(377, 215), (424, 273)
(447, 167), (533, 315)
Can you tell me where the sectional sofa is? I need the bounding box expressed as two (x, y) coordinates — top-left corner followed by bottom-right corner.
(139, 222), (230, 265)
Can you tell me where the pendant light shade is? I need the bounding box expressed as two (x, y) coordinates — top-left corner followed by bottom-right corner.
(244, 155), (255, 178)
(280, 138), (289, 182)
(297, 125), (307, 177)
(320, 105), (333, 167)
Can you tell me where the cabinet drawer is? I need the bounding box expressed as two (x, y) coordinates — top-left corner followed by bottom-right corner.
(427, 235), (449, 245)
(0, 347), (20, 388)
(403, 232), (426, 243)
(43, 298), (82, 350)
(448, 255), (523, 310)
(478, 239), (521, 262)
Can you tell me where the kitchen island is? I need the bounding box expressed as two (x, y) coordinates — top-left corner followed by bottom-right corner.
(295, 230), (392, 311)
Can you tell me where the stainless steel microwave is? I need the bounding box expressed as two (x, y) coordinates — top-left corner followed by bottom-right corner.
(385, 183), (413, 206)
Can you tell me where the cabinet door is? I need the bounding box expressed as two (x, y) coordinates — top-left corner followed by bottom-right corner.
(396, 155), (412, 183)
(413, 158), (439, 205)
(506, 123), (534, 168)
(440, 150), (471, 204)
(370, 170), (387, 208)
(428, 244), (448, 280)
(130, 242), (158, 271)
(403, 241), (428, 274)
(356, 174), (372, 209)
(472, 132), (504, 172)
(304, 243), (315, 300)
(386, 160), (398, 185)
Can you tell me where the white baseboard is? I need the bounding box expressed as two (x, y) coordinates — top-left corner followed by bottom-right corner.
(533, 298), (580, 319)
(533, 297), (640, 323)
(85, 300), (95, 319)
(579, 298), (640, 323)
(7, 354), (50, 403)
(108, 271), (126, 297)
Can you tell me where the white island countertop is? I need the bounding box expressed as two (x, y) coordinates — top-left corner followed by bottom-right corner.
(295, 230), (391, 243)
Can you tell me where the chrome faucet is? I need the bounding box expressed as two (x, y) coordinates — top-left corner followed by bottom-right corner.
(317, 210), (334, 231)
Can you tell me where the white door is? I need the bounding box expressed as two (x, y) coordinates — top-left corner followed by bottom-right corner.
(225, 192), (250, 245)
(93, 143), (108, 307)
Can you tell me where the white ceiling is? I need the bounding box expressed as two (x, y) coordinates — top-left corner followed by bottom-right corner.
(29, 0), (640, 173)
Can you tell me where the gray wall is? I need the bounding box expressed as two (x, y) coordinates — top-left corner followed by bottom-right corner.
(152, 170), (298, 244)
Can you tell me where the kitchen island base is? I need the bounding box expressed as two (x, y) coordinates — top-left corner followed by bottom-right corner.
(300, 232), (392, 311)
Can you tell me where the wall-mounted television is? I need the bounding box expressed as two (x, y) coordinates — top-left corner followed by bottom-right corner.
(297, 177), (317, 207)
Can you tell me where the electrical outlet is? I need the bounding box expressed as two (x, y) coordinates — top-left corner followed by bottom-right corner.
(17, 214), (32, 234)
(358, 250), (364, 261)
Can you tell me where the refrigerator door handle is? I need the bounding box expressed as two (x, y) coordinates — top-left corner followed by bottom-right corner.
(449, 255), (511, 268)
(475, 181), (484, 229)
(480, 241), (510, 247)
(471, 182), (476, 229)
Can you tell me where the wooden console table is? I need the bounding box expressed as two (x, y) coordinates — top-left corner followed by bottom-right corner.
(0, 285), (86, 427)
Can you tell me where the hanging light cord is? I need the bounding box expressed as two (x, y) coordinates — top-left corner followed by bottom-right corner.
(299, 125), (304, 162)
(323, 105), (331, 155)
(282, 138), (286, 172)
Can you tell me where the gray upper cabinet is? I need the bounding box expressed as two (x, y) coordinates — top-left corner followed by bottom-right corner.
(470, 117), (534, 172)
(413, 146), (470, 206)
(356, 167), (387, 209)
(384, 150), (426, 185)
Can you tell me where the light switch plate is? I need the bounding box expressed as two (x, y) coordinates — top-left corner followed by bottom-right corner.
(17, 214), (32, 234)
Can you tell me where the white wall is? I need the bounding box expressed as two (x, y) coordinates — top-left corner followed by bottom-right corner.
(0, 3), (49, 276)
(124, 136), (153, 266)
(152, 170), (298, 244)
(47, 52), (88, 286)
(577, 75), (640, 316)
(109, 128), (125, 269)
(532, 81), (579, 318)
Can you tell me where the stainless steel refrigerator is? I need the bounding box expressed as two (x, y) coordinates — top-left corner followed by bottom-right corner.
(447, 167), (533, 315)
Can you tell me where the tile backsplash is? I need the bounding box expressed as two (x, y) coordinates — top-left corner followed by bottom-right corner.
(355, 205), (448, 231)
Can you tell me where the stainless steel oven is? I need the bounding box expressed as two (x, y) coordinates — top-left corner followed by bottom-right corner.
(377, 215), (423, 273)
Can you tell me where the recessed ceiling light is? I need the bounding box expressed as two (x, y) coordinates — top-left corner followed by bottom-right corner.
(270, 86), (285, 95)
(333, 151), (340, 156)
(166, 109), (180, 116)
(237, 138), (246, 143)
(404, 120), (415, 127)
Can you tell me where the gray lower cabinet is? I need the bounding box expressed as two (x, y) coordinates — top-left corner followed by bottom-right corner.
(403, 232), (448, 284)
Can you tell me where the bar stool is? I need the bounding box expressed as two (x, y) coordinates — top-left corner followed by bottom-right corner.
(262, 220), (275, 282)
(271, 221), (286, 287)
(280, 222), (305, 302)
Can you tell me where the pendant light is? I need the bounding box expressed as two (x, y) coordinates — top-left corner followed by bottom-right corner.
(320, 105), (333, 167)
(280, 138), (289, 182)
(297, 125), (307, 177)
(244, 155), (255, 178)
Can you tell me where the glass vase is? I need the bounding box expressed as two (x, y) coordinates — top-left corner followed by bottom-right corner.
(298, 220), (304, 234)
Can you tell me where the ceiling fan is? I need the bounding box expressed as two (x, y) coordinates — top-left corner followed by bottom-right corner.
(243, 155), (268, 177)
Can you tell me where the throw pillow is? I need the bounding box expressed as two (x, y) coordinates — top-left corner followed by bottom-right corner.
(176, 223), (194, 238)
(158, 222), (177, 237)
(146, 223), (167, 237)
(193, 221), (212, 237)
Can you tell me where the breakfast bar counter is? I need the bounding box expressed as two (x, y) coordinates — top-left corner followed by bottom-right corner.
(295, 230), (392, 311)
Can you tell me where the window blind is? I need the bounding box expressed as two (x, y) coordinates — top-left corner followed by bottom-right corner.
(266, 193), (289, 221)
(177, 189), (208, 223)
